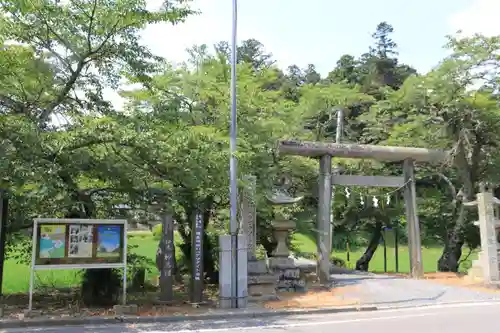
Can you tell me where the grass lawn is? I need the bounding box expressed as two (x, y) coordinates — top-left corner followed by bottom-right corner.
(3, 233), (181, 294)
(291, 233), (478, 273)
(3, 232), (477, 294)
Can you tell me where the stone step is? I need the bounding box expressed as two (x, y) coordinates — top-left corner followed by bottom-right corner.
(248, 259), (269, 275)
(248, 283), (277, 298)
(248, 274), (277, 285)
(269, 257), (296, 269)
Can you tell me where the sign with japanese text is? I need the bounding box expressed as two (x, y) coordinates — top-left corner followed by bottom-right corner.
(157, 213), (175, 303)
(190, 212), (204, 303)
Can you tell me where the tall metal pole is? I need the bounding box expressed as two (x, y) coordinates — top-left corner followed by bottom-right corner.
(318, 156), (332, 284)
(332, 108), (344, 244)
(229, 0), (239, 309)
(335, 109), (343, 144)
(321, 108), (343, 284)
(403, 159), (423, 278)
(0, 190), (7, 297)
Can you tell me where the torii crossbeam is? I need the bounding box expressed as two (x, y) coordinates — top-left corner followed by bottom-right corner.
(277, 140), (449, 281)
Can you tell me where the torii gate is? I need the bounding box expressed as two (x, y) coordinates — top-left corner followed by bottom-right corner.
(277, 140), (449, 281)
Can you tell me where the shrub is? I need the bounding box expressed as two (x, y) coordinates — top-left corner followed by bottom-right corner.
(329, 254), (346, 267)
(6, 234), (31, 265)
(81, 268), (121, 306)
(80, 244), (154, 306)
(152, 224), (162, 240)
(127, 230), (153, 238)
(255, 244), (267, 260)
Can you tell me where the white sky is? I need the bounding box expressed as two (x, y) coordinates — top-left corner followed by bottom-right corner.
(103, 0), (500, 109)
(448, 0), (500, 37)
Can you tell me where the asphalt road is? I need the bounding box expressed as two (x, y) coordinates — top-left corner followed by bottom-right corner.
(4, 301), (500, 333)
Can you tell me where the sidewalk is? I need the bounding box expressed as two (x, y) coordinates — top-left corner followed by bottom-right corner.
(4, 272), (496, 329)
(0, 286), (375, 329)
(0, 304), (378, 329)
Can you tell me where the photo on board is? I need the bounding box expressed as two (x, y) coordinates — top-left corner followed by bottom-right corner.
(96, 225), (121, 258)
(67, 224), (93, 258)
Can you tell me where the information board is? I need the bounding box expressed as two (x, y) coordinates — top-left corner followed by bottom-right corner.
(29, 218), (128, 310)
(34, 220), (125, 266)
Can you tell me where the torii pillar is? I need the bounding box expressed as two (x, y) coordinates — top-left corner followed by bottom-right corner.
(277, 140), (448, 281)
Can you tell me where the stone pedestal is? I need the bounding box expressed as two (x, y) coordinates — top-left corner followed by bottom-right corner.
(266, 181), (307, 292)
(269, 257), (307, 292)
(272, 220), (296, 257)
(269, 220), (307, 292)
(247, 259), (278, 301)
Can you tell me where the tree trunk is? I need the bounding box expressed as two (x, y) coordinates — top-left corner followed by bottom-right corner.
(174, 245), (183, 284)
(438, 205), (466, 272)
(177, 200), (218, 284)
(436, 137), (476, 272)
(179, 241), (191, 271)
(203, 235), (218, 284)
(437, 237), (464, 272)
(355, 220), (383, 271)
(201, 199), (218, 284)
(177, 217), (192, 277)
(68, 193), (121, 306)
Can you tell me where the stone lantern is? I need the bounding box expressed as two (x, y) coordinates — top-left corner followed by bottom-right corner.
(266, 177), (307, 292)
(267, 191), (303, 258)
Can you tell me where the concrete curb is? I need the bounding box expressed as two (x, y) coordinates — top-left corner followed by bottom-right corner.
(0, 305), (378, 329)
(375, 299), (500, 310)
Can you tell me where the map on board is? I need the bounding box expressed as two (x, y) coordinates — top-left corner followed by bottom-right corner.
(39, 225), (66, 259)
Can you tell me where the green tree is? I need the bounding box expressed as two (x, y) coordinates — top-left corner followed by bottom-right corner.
(0, 0), (194, 304)
(327, 54), (360, 86)
(361, 33), (500, 271)
(122, 45), (318, 274)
